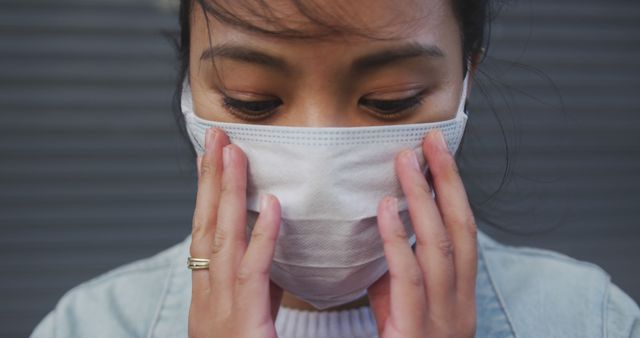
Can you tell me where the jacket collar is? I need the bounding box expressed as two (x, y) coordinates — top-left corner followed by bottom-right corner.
(149, 230), (517, 338)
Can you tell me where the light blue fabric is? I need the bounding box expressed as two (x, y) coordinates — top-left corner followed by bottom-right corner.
(31, 227), (640, 338)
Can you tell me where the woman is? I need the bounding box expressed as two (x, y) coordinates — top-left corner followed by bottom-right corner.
(32, 0), (640, 337)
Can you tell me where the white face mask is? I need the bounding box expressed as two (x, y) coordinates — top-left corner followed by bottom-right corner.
(181, 75), (469, 309)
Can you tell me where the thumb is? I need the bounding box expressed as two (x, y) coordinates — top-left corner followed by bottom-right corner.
(367, 271), (391, 334)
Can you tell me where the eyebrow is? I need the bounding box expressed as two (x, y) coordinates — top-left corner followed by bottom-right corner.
(200, 43), (290, 73)
(199, 42), (445, 74)
(352, 42), (445, 73)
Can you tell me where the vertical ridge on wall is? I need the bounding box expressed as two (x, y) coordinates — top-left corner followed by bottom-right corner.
(0, 0), (638, 336)
(0, 1), (195, 336)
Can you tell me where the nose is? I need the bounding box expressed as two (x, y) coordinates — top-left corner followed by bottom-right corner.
(284, 95), (355, 128)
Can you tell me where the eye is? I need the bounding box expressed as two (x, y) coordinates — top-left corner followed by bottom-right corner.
(359, 91), (427, 120)
(221, 95), (283, 120)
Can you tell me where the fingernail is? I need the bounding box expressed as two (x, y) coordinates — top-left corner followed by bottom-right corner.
(433, 129), (448, 154)
(401, 149), (420, 172)
(260, 194), (270, 212)
(223, 145), (231, 168)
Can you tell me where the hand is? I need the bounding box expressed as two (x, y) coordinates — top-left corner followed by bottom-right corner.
(188, 128), (283, 338)
(367, 129), (478, 338)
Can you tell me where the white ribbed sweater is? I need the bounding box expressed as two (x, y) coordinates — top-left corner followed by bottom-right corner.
(275, 306), (379, 338)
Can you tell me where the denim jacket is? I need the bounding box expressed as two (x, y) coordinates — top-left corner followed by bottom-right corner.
(31, 228), (640, 338)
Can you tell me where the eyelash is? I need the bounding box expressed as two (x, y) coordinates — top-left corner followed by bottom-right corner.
(222, 96), (283, 121)
(359, 91), (428, 120)
(220, 92), (428, 121)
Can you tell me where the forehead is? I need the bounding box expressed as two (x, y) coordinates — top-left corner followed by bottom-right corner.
(192, 0), (457, 43)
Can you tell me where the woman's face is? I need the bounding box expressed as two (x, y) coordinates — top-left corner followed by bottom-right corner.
(188, 0), (470, 127)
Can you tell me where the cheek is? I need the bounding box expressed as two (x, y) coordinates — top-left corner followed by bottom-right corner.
(411, 82), (464, 123)
(190, 84), (223, 121)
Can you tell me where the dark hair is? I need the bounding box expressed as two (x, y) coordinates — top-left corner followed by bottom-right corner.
(173, 0), (492, 150)
(175, 0), (491, 86)
(171, 0), (539, 234)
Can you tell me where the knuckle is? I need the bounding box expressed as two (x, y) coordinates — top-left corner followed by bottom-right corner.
(199, 157), (215, 178)
(435, 153), (459, 178)
(416, 178), (432, 195)
(250, 228), (268, 243)
(220, 179), (230, 193)
(442, 152), (458, 171)
(448, 157), (460, 176)
(403, 175), (431, 199)
(437, 236), (455, 259)
(415, 235), (428, 248)
(388, 228), (408, 244)
(191, 216), (205, 236)
(465, 215), (478, 240)
(210, 230), (226, 256)
(220, 178), (236, 196)
(406, 267), (424, 288)
(235, 267), (255, 287)
(381, 224), (408, 245)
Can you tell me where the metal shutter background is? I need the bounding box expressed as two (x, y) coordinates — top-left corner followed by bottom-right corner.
(0, 0), (638, 336)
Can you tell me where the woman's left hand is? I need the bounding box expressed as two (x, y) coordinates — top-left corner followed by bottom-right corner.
(367, 129), (478, 338)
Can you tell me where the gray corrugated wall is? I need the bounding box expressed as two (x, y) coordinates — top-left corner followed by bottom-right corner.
(0, 0), (638, 337)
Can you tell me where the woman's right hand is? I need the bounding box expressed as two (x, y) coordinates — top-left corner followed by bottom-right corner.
(188, 127), (284, 338)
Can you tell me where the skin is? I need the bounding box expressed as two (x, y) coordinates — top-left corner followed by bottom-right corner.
(187, 0), (480, 337)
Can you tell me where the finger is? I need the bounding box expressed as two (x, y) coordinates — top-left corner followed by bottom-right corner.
(377, 196), (427, 325)
(367, 271), (391, 335)
(423, 130), (478, 302)
(196, 155), (202, 176)
(269, 280), (283, 323)
(236, 194), (281, 322)
(395, 148), (456, 308)
(190, 129), (225, 282)
(210, 143), (249, 289)
(190, 128), (229, 300)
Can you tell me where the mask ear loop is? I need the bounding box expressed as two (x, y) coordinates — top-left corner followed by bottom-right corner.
(180, 75), (194, 118)
(454, 73), (470, 120)
(458, 57), (474, 116)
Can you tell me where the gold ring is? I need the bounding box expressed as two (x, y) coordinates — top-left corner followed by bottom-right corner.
(187, 257), (210, 270)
